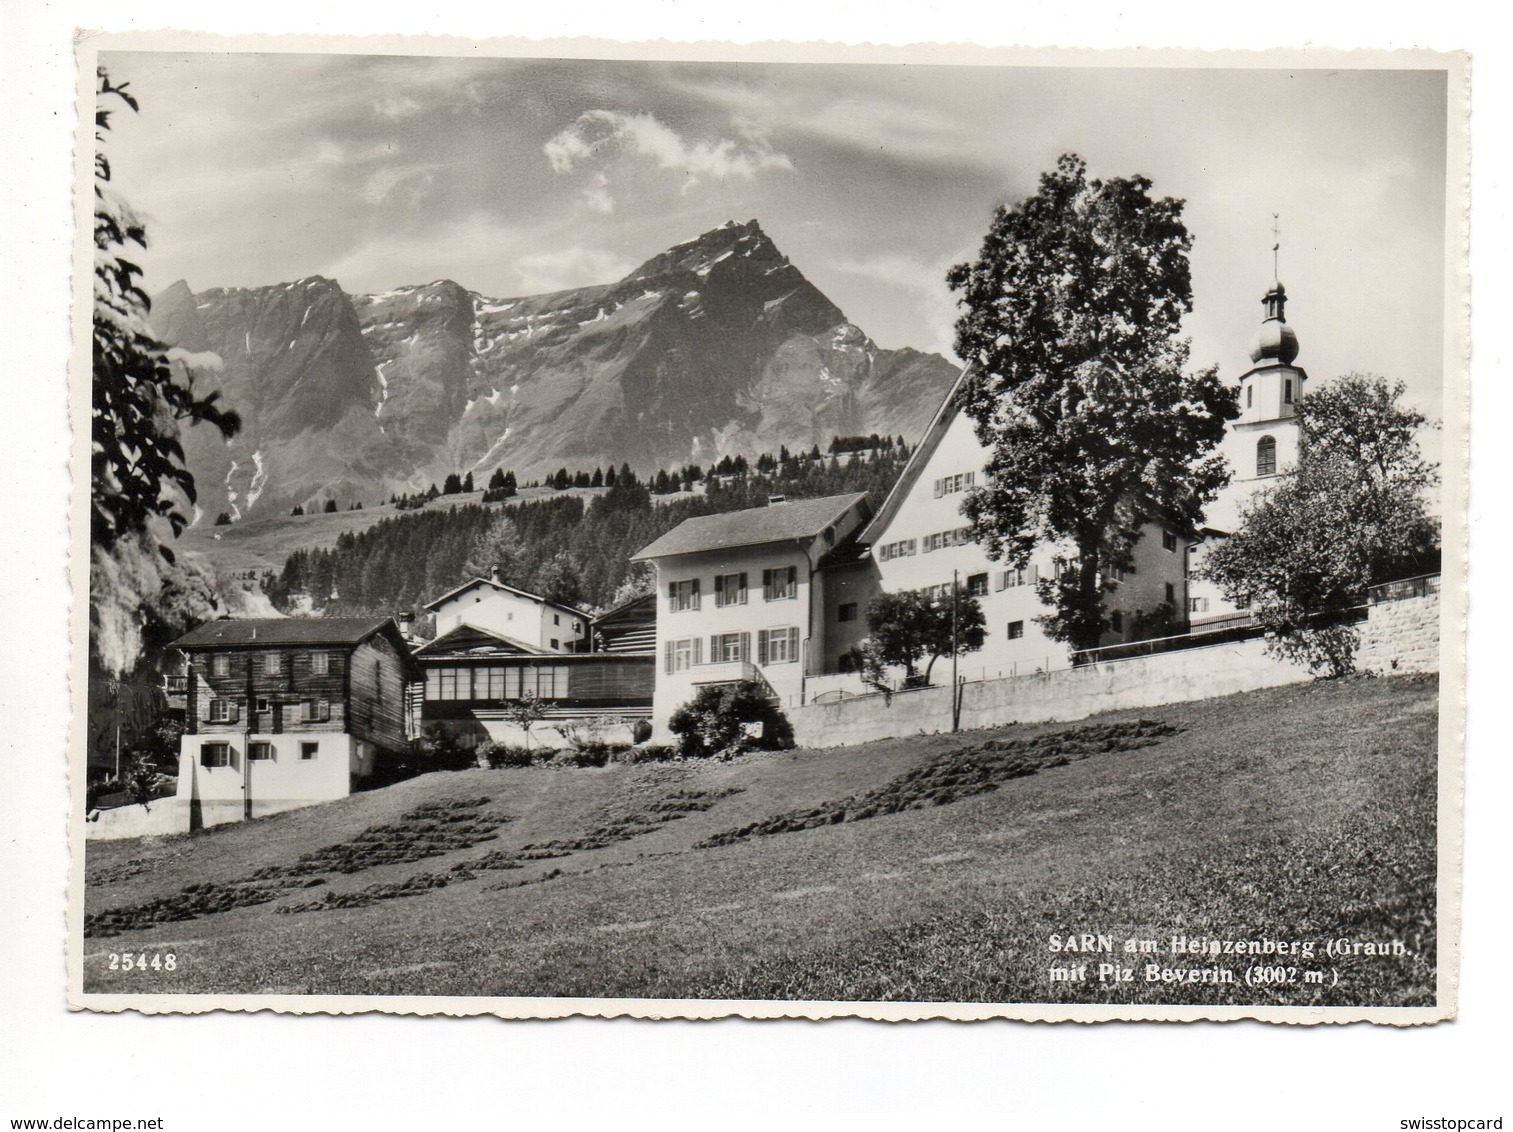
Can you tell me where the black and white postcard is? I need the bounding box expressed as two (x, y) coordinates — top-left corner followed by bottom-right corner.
(68, 35), (1466, 1022)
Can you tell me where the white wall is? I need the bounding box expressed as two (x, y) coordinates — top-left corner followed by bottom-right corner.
(434, 585), (587, 651)
(175, 731), (357, 827)
(790, 636), (1311, 748)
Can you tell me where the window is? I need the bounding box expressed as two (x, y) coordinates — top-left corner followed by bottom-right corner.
(877, 538), (917, 562)
(998, 565), (1037, 590)
(1246, 384), (1253, 409)
(1256, 435), (1277, 477)
(1164, 583), (1176, 605)
(573, 621), (582, 634)
(1284, 379), (1294, 405)
(665, 638), (702, 673)
(668, 579), (701, 612)
(299, 699), (331, 722)
(300, 742), (319, 761)
(264, 652), (282, 675)
(1161, 530), (1178, 552)
(255, 696), (271, 714)
(464, 667), (494, 700)
(554, 614), (560, 626)
(922, 527), (973, 553)
(762, 567), (798, 601)
(427, 668), (465, 701)
(758, 627), (800, 665)
(1110, 610), (1124, 633)
(714, 572), (749, 607)
(211, 654), (230, 677)
(965, 573), (989, 597)
(711, 632), (750, 663)
(550, 639), (560, 651)
(206, 698), (238, 724)
(200, 742), (231, 769)
(310, 652), (330, 675)
(1006, 620), (1025, 640)
(1105, 564), (1128, 584)
(932, 471), (976, 497)
(248, 741), (274, 762)
(837, 602), (858, 623)
(1189, 597), (1210, 614)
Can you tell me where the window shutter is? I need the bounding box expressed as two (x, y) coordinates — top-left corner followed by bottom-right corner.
(933, 478), (943, 498)
(788, 627), (800, 660)
(1029, 564), (1039, 582)
(710, 635), (719, 661)
(714, 575), (724, 604)
(228, 701), (240, 723)
(739, 632), (750, 662)
(739, 572), (748, 602)
(693, 638), (702, 665)
(690, 578), (700, 610)
(757, 631), (769, 666)
(664, 641), (674, 674)
(319, 699), (331, 722)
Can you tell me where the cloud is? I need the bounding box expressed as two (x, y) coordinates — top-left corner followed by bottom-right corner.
(542, 109), (795, 211)
(360, 166), (437, 209)
(374, 94), (423, 120)
(512, 246), (635, 294)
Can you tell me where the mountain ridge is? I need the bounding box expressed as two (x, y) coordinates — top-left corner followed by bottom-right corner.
(151, 219), (960, 523)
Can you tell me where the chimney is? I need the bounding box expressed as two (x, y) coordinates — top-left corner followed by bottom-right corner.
(397, 612), (413, 637)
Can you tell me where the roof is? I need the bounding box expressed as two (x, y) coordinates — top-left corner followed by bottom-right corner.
(422, 576), (591, 618)
(171, 616), (396, 650)
(631, 492), (870, 561)
(414, 623), (552, 658)
(858, 366), (972, 546)
(592, 591), (657, 629)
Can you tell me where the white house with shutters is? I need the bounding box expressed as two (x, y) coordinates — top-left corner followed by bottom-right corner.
(423, 576), (591, 653)
(630, 493), (873, 736)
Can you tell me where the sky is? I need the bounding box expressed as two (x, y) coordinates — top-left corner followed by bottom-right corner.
(101, 52), (1450, 422)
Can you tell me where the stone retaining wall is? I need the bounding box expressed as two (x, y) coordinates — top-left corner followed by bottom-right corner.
(1357, 588), (1441, 675)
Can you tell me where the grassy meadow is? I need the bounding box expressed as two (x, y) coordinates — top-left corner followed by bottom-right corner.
(82, 674), (1439, 1006)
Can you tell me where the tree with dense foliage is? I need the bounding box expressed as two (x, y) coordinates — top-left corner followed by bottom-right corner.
(290, 504), (304, 516)
(859, 587), (986, 689)
(1202, 374), (1439, 677)
(323, 498), (338, 513)
(462, 471), (474, 493)
(947, 154), (1238, 656)
(668, 681), (793, 758)
(443, 473), (463, 495)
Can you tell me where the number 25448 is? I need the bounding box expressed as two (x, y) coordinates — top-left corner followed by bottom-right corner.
(107, 953), (176, 972)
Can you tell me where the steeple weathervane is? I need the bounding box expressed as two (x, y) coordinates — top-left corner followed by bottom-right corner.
(1272, 212), (1281, 285)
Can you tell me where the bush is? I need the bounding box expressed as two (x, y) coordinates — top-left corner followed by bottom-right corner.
(413, 727), (478, 772)
(554, 745), (611, 769)
(481, 742), (537, 769)
(612, 744), (677, 765)
(667, 681), (794, 759)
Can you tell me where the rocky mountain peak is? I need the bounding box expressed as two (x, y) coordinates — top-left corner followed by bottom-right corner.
(152, 221), (959, 523)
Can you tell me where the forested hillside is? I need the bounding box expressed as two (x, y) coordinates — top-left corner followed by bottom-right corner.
(265, 445), (910, 617)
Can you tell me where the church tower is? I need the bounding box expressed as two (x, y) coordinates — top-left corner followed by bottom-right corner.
(1226, 224), (1309, 495)
(1184, 229), (1312, 623)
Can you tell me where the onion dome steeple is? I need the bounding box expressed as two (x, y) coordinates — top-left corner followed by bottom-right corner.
(1249, 214), (1300, 365)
